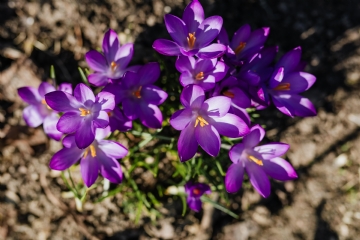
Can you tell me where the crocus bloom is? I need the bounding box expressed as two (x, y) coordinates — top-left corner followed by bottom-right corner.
(85, 29), (134, 86)
(225, 125), (297, 197)
(260, 47), (317, 117)
(50, 127), (128, 187)
(111, 62), (168, 129)
(153, 0), (226, 59)
(170, 85), (249, 162)
(218, 24), (270, 65)
(185, 181), (211, 212)
(18, 82), (72, 141)
(175, 56), (228, 91)
(45, 83), (115, 149)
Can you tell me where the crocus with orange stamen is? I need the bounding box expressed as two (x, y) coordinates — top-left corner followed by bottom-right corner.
(184, 181), (211, 212)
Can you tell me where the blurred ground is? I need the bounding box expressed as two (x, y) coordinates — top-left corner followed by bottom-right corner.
(1, 0), (360, 239)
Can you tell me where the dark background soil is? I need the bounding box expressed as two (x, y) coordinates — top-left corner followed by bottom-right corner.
(1, 0), (360, 239)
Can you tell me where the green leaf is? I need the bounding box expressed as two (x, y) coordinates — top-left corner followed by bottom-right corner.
(201, 196), (238, 219)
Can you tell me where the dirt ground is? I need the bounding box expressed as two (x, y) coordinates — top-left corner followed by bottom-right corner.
(1, 0), (360, 239)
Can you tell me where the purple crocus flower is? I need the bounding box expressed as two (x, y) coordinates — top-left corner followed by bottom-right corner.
(111, 62), (168, 129)
(260, 47), (317, 117)
(185, 181), (211, 212)
(175, 56), (228, 91)
(85, 29), (134, 86)
(225, 125), (297, 197)
(50, 127), (128, 187)
(45, 83), (115, 149)
(170, 85), (249, 162)
(153, 0), (226, 59)
(218, 24), (270, 65)
(18, 82), (72, 141)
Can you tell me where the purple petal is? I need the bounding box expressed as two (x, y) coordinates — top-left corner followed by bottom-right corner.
(195, 58), (216, 73)
(196, 16), (223, 47)
(246, 162), (271, 198)
(225, 163), (244, 193)
(211, 113), (249, 138)
(75, 118), (95, 149)
(187, 196), (202, 212)
(175, 56), (196, 73)
(255, 143), (290, 159)
(97, 150), (123, 184)
(96, 91), (115, 111)
(139, 103), (163, 129)
(164, 14), (187, 46)
(94, 126), (111, 140)
(272, 94), (317, 117)
(62, 134), (76, 148)
(281, 72), (316, 93)
(183, 0), (204, 33)
(211, 60), (228, 82)
(217, 27), (229, 45)
(115, 43), (134, 68)
(85, 50), (108, 72)
(98, 140), (128, 159)
(49, 147), (83, 170)
(276, 47), (302, 74)
(74, 83), (95, 105)
(269, 67), (285, 89)
(153, 39), (181, 56)
(88, 73), (109, 87)
(122, 71), (139, 89)
(239, 27), (269, 58)
(180, 85), (205, 109)
(137, 62), (161, 86)
(108, 108), (132, 132)
(45, 91), (82, 112)
(229, 143), (245, 164)
(228, 87), (251, 109)
(230, 24), (251, 50)
(195, 124), (220, 157)
(178, 123), (198, 162)
(38, 82), (56, 98)
(243, 124), (265, 148)
(197, 43), (226, 59)
(102, 29), (120, 64)
(23, 105), (47, 127)
(57, 112), (83, 133)
(81, 155), (100, 187)
(229, 106), (251, 126)
(202, 96), (231, 117)
(43, 114), (62, 141)
(18, 87), (41, 105)
(93, 111), (109, 128)
(262, 157), (298, 181)
(122, 98), (139, 120)
(170, 108), (193, 130)
(141, 86), (168, 105)
(58, 83), (73, 94)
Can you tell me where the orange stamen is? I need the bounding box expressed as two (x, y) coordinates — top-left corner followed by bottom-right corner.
(83, 145), (97, 158)
(193, 188), (200, 195)
(110, 61), (117, 72)
(223, 90), (235, 98)
(133, 86), (142, 98)
(79, 107), (91, 116)
(41, 99), (52, 110)
(248, 155), (263, 166)
(194, 116), (209, 128)
(273, 83), (291, 91)
(187, 32), (196, 49)
(234, 42), (246, 55)
(195, 72), (204, 80)
(107, 111), (112, 117)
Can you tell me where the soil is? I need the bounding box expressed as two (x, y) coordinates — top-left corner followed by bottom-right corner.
(1, 0), (360, 239)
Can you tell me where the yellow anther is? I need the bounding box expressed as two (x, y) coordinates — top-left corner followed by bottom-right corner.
(133, 86), (142, 98)
(41, 99), (52, 110)
(107, 111), (112, 117)
(79, 107), (91, 116)
(248, 155), (263, 166)
(234, 42), (246, 55)
(187, 32), (196, 49)
(273, 83), (291, 91)
(223, 90), (235, 98)
(194, 116), (209, 128)
(83, 145), (97, 158)
(195, 72), (204, 80)
(110, 61), (117, 72)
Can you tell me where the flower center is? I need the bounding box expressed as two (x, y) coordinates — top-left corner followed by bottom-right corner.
(194, 116), (209, 128)
(110, 61), (117, 72)
(195, 72), (204, 80)
(187, 32), (196, 49)
(83, 145), (97, 158)
(107, 111), (113, 117)
(248, 155), (263, 166)
(223, 90), (235, 98)
(133, 86), (142, 98)
(192, 188), (200, 195)
(234, 42), (246, 55)
(79, 107), (91, 116)
(41, 99), (52, 110)
(273, 83), (291, 91)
